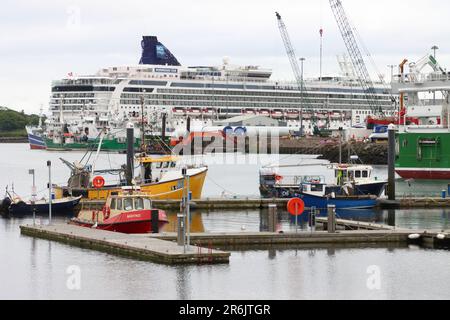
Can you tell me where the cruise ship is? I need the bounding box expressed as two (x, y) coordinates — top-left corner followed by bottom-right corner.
(47, 36), (396, 136)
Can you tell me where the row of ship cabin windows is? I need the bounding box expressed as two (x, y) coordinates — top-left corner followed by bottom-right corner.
(335, 170), (370, 179)
(157, 87), (389, 96)
(156, 88), (389, 100)
(52, 93), (95, 99)
(152, 98), (390, 107)
(356, 110), (373, 115)
(150, 94), (391, 104)
(52, 99), (96, 105)
(145, 100), (384, 109)
(110, 197), (152, 211)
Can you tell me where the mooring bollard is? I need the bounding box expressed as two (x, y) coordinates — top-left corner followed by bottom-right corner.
(309, 207), (317, 233)
(268, 204), (277, 232)
(327, 204), (336, 233)
(47, 161), (52, 225)
(151, 210), (159, 234)
(387, 124), (396, 201)
(177, 213), (185, 247)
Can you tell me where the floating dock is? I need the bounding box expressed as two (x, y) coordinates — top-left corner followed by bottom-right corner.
(20, 224), (230, 265)
(80, 198), (290, 210)
(315, 217), (396, 231)
(150, 230), (413, 247)
(20, 219), (449, 265)
(379, 197), (450, 209)
(81, 197), (450, 211)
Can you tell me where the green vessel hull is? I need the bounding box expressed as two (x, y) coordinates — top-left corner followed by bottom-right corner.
(44, 137), (141, 152)
(395, 131), (450, 179)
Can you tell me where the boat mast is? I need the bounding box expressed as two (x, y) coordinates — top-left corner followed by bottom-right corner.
(140, 91), (146, 152)
(91, 129), (106, 181)
(38, 104), (43, 129)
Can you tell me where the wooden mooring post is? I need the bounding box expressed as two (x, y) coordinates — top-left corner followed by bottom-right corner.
(268, 204), (277, 232)
(327, 204), (336, 233)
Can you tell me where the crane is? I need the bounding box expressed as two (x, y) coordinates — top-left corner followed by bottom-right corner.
(275, 12), (309, 135)
(328, 0), (384, 117)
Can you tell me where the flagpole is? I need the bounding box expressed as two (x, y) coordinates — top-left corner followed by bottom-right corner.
(319, 28), (323, 82)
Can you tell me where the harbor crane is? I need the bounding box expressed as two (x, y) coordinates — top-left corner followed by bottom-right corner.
(275, 12), (309, 135)
(328, 0), (384, 118)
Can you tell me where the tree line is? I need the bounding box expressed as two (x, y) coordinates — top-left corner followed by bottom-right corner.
(0, 107), (43, 133)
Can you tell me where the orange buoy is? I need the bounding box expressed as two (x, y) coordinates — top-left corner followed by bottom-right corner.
(287, 198), (305, 216)
(93, 176), (105, 189)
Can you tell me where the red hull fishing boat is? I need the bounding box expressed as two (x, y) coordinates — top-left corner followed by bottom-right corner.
(71, 187), (169, 234)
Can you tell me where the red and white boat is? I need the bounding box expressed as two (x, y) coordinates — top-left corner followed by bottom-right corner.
(187, 107), (202, 115)
(203, 107), (214, 116)
(172, 107), (186, 115)
(286, 110), (299, 119)
(271, 109), (284, 119)
(70, 190), (169, 234)
(243, 108), (256, 115)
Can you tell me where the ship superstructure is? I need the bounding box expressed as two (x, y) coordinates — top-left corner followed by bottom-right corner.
(47, 36), (395, 134)
(392, 53), (450, 179)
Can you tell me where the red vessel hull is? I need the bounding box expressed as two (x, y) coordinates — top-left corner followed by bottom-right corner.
(30, 144), (47, 150)
(396, 169), (450, 180)
(71, 209), (168, 234)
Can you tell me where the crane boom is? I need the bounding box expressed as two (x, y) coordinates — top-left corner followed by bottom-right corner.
(275, 12), (307, 98)
(329, 0), (382, 115)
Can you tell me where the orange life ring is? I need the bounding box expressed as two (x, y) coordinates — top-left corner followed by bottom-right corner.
(93, 176), (105, 189)
(102, 205), (111, 220)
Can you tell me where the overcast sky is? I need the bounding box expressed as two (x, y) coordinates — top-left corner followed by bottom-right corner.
(1, 0), (449, 114)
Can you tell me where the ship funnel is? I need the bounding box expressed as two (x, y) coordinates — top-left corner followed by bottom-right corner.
(139, 36), (181, 66)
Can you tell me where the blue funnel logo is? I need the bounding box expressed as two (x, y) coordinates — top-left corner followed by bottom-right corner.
(139, 36), (181, 66)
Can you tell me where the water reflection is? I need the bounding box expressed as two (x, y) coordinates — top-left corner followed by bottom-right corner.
(162, 207), (449, 234)
(176, 267), (190, 300)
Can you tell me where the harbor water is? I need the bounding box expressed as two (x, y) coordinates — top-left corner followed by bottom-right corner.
(1, 144), (450, 300)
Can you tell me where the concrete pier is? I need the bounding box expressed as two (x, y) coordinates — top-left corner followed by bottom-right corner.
(150, 230), (415, 247)
(378, 197), (450, 209)
(20, 224), (230, 265)
(20, 220), (449, 263)
(315, 217), (396, 231)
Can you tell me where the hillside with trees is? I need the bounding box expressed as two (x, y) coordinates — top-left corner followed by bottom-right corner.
(0, 107), (43, 137)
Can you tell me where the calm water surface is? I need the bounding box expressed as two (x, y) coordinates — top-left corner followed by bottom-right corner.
(1, 144), (450, 300)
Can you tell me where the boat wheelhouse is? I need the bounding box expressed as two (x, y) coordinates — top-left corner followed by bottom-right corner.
(55, 154), (208, 201)
(391, 53), (450, 179)
(72, 190), (169, 234)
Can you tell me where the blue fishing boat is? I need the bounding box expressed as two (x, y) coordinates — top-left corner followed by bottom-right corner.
(1, 194), (82, 217)
(291, 182), (377, 209)
(260, 162), (385, 210)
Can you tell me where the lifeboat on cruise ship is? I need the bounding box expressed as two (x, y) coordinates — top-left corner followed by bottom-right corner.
(187, 107), (202, 115)
(271, 109), (284, 119)
(243, 108), (257, 115)
(259, 109), (271, 116)
(172, 107), (186, 115)
(302, 112), (312, 120)
(202, 108), (214, 116)
(331, 112), (342, 120)
(316, 112), (328, 120)
(286, 110), (299, 119)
